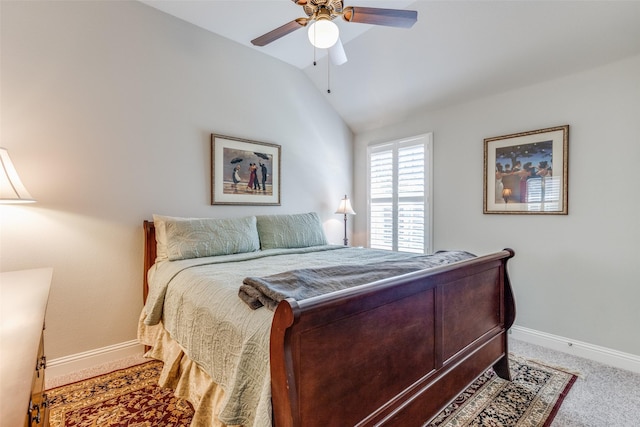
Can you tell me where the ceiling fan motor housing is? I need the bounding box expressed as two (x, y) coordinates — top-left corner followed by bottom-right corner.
(297, 0), (344, 20)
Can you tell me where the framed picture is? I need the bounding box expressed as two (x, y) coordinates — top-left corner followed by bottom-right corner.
(484, 125), (569, 214)
(211, 134), (281, 205)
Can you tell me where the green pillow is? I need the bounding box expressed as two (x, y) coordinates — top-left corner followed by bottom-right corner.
(256, 212), (328, 250)
(163, 215), (260, 261)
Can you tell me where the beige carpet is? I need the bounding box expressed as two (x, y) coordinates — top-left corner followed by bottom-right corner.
(46, 354), (575, 427)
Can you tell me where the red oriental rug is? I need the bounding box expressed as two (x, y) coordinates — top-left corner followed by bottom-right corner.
(47, 354), (576, 427)
(47, 361), (193, 426)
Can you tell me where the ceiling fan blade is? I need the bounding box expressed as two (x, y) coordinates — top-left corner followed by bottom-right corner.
(251, 18), (308, 46)
(342, 6), (417, 28)
(329, 38), (347, 65)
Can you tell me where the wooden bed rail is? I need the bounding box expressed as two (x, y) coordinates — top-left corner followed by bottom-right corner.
(270, 249), (515, 427)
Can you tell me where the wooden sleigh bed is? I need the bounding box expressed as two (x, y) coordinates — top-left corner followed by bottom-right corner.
(140, 214), (516, 427)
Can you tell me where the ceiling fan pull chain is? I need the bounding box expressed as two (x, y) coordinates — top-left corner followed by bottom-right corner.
(327, 59), (331, 94)
(313, 29), (317, 66)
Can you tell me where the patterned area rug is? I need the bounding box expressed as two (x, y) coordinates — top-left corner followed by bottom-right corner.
(47, 361), (194, 426)
(426, 354), (577, 427)
(47, 355), (576, 427)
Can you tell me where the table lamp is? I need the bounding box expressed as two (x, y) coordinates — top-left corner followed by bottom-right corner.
(335, 194), (355, 246)
(0, 148), (35, 203)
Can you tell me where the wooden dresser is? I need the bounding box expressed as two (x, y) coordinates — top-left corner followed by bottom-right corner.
(0, 268), (53, 427)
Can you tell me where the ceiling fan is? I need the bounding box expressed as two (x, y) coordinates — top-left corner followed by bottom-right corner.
(251, 0), (417, 65)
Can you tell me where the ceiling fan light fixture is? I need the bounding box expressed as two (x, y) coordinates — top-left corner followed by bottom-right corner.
(308, 18), (339, 49)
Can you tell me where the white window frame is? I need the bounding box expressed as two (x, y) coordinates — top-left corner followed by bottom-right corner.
(366, 133), (433, 254)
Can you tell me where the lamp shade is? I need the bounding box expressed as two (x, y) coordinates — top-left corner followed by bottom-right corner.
(0, 148), (35, 203)
(335, 195), (355, 215)
(308, 19), (339, 49)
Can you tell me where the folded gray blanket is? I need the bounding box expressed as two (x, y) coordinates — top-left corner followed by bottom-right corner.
(239, 250), (475, 311)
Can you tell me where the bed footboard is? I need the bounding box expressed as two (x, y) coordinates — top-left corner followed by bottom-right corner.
(270, 249), (515, 427)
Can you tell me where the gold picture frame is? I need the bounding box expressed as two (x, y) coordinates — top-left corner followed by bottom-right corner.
(211, 134), (281, 205)
(484, 125), (569, 214)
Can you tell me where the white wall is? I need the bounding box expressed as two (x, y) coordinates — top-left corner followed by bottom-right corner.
(354, 54), (640, 357)
(0, 1), (353, 360)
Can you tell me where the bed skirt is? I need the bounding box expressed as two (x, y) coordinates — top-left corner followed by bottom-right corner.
(137, 311), (241, 427)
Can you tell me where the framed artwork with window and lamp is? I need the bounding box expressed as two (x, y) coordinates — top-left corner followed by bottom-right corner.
(483, 125), (568, 214)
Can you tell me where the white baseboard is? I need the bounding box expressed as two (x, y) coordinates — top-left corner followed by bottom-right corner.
(510, 325), (640, 374)
(47, 340), (145, 382)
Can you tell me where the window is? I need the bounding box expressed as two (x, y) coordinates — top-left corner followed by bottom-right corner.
(367, 133), (433, 254)
(524, 176), (561, 212)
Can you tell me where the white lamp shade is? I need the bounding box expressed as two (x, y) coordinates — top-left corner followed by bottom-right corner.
(335, 195), (356, 215)
(308, 19), (339, 49)
(0, 148), (35, 203)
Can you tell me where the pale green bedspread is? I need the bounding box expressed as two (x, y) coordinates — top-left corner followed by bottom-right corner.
(143, 246), (470, 427)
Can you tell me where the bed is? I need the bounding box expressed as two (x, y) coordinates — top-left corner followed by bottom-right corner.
(138, 212), (516, 427)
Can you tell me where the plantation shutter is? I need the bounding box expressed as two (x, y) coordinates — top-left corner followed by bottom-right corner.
(370, 148), (393, 250)
(368, 134), (432, 254)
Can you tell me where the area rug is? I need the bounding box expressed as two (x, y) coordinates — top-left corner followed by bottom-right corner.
(47, 354), (576, 427)
(425, 354), (577, 427)
(47, 361), (194, 426)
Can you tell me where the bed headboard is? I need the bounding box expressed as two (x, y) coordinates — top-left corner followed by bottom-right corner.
(143, 220), (156, 303)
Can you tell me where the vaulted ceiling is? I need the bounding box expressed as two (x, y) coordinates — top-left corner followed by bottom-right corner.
(141, 1), (640, 133)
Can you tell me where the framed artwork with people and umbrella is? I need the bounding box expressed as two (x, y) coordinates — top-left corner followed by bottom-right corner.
(211, 133), (281, 205)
